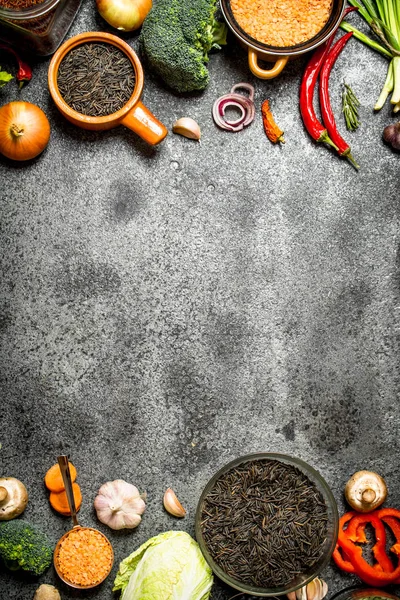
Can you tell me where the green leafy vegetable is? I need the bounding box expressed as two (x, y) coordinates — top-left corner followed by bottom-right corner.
(0, 68), (13, 88)
(140, 0), (227, 92)
(113, 531), (213, 600)
(340, 0), (400, 109)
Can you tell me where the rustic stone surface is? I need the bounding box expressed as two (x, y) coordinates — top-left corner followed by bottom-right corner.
(1, 2), (400, 599)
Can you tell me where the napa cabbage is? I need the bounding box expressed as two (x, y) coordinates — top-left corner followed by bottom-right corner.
(113, 530), (213, 600)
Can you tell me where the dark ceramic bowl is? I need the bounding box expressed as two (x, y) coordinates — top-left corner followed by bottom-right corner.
(195, 453), (339, 597)
(220, 0), (346, 78)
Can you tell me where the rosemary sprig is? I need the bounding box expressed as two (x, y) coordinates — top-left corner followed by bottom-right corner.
(342, 82), (361, 131)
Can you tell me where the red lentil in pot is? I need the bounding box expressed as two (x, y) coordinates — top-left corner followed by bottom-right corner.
(230, 0), (333, 47)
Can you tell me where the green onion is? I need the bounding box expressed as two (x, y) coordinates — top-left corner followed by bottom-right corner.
(341, 0), (400, 110)
(340, 21), (393, 57)
(374, 58), (394, 109)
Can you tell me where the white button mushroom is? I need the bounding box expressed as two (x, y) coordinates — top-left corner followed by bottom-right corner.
(345, 470), (388, 512)
(0, 477), (29, 520)
(33, 584), (61, 600)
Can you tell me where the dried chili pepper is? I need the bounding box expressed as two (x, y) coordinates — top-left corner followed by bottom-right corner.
(261, 99), (284, 143)
(319, 32), (359, 169)
(0, 43), (32, 87)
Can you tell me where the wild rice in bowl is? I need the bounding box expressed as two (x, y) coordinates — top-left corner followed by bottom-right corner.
(230, 0), (333, 47)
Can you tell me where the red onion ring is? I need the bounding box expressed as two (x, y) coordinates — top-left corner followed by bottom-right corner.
(212, 83), (256, 132)
(230, 82), (255, 102)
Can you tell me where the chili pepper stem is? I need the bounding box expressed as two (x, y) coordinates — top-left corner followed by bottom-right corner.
(342, 149), (360, 170)
(318, 130), (339, 151)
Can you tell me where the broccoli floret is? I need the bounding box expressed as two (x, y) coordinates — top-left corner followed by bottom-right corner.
(140, 0), (227, 93)
(0, 520), (54, 576)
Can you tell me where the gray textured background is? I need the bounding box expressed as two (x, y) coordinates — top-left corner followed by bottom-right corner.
(1, 1), (400, 599)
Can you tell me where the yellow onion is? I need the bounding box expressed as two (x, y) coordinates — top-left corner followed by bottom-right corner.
(96, 0), (152, 31)
(0, 101), (50, 161)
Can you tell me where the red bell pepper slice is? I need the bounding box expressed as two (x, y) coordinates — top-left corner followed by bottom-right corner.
(344, 512), (394, 573)
(337, 519), (400, 586)
(332, 511), (358, 573)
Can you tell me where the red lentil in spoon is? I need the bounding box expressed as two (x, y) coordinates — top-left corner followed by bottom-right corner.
(55, 527), (113, 587)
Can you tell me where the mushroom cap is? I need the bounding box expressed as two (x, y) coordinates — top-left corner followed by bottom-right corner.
(0, 477), (29, 520)
(34, 584), (61, 600)
(345, 470), (387, 512)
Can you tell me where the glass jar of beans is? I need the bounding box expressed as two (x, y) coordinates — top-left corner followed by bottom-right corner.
(0, 0), (83, 55)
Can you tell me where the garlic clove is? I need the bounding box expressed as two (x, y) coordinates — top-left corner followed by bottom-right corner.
(172, 117), (201, 141)
(306, 579), (319, 600)
(290, 578), (328, 600)
(297, 585), (308, 600)
(307, 578), (328, 600)
(163, 488), (186, 518)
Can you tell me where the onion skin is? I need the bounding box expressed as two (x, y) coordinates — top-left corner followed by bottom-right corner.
(0, 101), (50, 161)
(96, 0), (152, 31)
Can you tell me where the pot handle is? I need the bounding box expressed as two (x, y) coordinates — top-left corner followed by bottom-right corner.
(248, 49), (289, 79)
(121, 101), (168, 145)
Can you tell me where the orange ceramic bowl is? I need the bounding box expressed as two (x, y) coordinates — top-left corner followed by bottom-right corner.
(48, 31), (167, 145)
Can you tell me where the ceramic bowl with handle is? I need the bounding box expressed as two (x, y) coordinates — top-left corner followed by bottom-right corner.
(220, 0), (346, 79)
(48, 31), (168, 145)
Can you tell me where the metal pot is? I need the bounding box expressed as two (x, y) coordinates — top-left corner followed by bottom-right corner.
(220, 0), (346, 79)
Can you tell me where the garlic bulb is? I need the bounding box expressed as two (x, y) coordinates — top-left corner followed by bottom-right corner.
(94, 479), (146, 530)
(287, 578), (328, 600)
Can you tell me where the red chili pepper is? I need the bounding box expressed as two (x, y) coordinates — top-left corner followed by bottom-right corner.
(0, 43), (32, 87)
(343, 6), (359, 17)
(299, 6), (358, 151)
(300, 36), (338, 149)
(319, 31), (359, 169)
